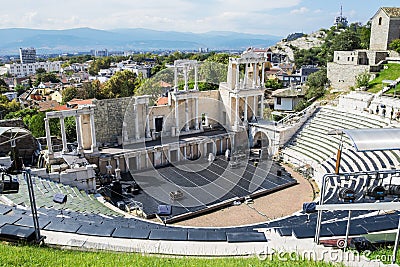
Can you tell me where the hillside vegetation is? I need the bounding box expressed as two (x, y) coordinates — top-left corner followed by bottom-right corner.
(368, 63), (400, 93)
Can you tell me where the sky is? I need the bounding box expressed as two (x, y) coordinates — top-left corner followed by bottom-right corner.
(1, 0), (400, 36)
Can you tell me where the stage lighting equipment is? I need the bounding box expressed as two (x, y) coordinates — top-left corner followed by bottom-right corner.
(385, 184), (400, 196)
(0, 173), (19, 194)
(364, 185), (386, 200)
(338, 187), (356, 203)
(302, 202), (317, 213)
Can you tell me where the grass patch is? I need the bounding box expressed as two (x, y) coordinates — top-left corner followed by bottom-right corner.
(0, 242), (342, 267)
(366, 247), (400, 264)
(383, 84), (400, 96)
(368, 63), (400, 93)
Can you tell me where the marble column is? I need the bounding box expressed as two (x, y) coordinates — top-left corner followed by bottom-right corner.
(235, 63), (240, 90)
(75, 115), (84, 154)
(90, 112), (97, 152)
(195, 98), (199, 130)
(184, 65), (188, 91)
(134, 103), (140, 140)
(253, 63), (257, 87)
(244, 64), (248, 87)
(59, 116), (68, 154)
(175, 99), (179, 133)
(244, 96), (248, 122)
(260, 94), (264, 119)
(145, 103), (151, 138)
(185, 99), (189, 131)
(261, 62), (265, 87)
(235, 96), (239, 127)
(253, 96), (257, 120)
(44, 118), (53, 155)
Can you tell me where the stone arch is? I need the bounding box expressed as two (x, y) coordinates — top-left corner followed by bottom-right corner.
(252, 131), (269, 148)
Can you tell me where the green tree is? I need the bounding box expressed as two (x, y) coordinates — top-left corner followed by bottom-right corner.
(34, 72), (60, 86)
(62, 86), (78, 103)
(0, 78), (8, 93)
(0, 78), (7, 88)
(36, 68), (46, 74)
(14, 84), (26, 96)
(64, 116), (76, 142)
(389, 39), (400, 53)
(26, 112), (46, 138)
(265, 79), (283, 89)
(294, 47), (323, 67)
(305, 69), (328, 100)
(88, 57), (111, 76)
(101, 70), (143, 98)
(355, 71), (371, 88)
(28, 112), (60, 138)
(331, 30), (361, 52)
(206, 53), (231, 65)
(198, 61), (227, 85)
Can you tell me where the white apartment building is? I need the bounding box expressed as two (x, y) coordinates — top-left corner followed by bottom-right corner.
(4, 61), (61, 78)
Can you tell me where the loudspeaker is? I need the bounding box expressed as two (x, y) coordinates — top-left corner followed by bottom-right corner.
(0, 224), (36, 242)
(0, 174), (19, 194)
(277, 169), (282, 176)
(53, 193), (67, 204)
(157, 205), (172, 216)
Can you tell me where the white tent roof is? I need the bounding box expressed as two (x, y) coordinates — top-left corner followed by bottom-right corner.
(340, 128), (400, 152)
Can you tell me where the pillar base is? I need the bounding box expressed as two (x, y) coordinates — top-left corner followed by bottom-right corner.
(91, 146), (99, 154)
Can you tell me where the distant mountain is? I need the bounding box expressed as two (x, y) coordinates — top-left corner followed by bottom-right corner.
(0, 27), (282, 55)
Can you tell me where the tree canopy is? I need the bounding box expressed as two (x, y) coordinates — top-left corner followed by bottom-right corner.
(100, 70), (144, 99)
(293, 23), (370, 68)
(389, 39), (400, 53)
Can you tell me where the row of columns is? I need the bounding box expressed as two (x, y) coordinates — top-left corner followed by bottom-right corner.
(233, 95), (264, 127)
(175, 98), (200, 133)
(45, 111), (97, 157)
(174, 63), (198, 92)
(233, 62), (266, 91)
(119, 136), (231, 173)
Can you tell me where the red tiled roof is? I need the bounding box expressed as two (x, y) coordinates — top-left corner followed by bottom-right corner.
(69, 99), (94, 105)
(38, 100), (60, 112)
(53, 105), (70, 111)
(53, 98), (95, 111)
(156, 97), (168, 106)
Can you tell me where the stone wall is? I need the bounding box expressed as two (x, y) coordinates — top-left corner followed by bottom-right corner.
(327, 62), (369, 91)
(93, 97), (133, 146)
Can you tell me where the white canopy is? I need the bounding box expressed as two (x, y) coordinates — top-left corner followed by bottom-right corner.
(340, 128), (400, 152)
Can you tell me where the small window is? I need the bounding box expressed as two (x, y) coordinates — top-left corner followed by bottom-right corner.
(277, 97), (282, 105)
(379, 17), (382, 25)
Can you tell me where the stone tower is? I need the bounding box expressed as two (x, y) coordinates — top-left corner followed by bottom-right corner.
(370, 7), (400, 51)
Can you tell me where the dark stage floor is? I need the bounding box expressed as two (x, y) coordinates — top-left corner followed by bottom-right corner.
(115, 156), (297, 222)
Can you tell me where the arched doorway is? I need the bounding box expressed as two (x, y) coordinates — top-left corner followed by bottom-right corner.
(251, 131), (270, 160)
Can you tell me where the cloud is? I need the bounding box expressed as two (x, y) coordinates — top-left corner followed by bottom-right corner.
(290, 7), (309, 15)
